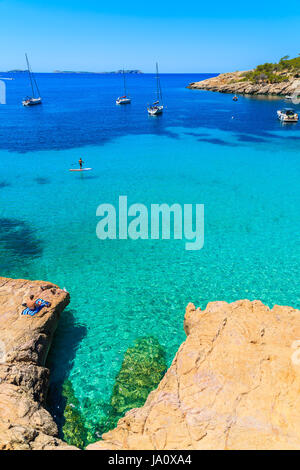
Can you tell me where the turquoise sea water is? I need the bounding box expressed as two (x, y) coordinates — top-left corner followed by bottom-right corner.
(0, 73), (299, 439)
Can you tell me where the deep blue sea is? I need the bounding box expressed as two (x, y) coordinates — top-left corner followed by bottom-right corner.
(0, 72), (299, 440)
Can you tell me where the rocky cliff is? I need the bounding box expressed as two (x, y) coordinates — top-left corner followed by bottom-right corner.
(188, 71), (300, 96)
(87, 300), (300, 450)
(0, 277), (77, 450)
(2, 278), (300, 450)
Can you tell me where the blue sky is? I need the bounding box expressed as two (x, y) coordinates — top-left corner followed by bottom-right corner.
(1, 0), (300, 72)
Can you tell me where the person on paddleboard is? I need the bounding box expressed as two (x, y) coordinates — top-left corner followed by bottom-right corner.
(79, 158), (84, 169)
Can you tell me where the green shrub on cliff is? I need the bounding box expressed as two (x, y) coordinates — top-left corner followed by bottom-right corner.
(62, 379), (88, 449)
(95, 336), (167, 437)
(244, 55), (300, 84)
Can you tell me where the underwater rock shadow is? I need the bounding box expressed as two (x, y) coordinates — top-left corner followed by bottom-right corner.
(47, 308), (87, 381)
(0, 181), (11, 189)
(198, 137), (239, 147)
(0, 218), (43, 260)
(35, 177), (51, 185)
(185, 131), (210, 138)
(236, 134), (267, 143)
(46, 309), (87, 444)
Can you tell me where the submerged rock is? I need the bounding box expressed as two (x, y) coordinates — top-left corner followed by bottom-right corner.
(92, 337), (167, 439)
(111, 337), (167, 415)
(87, 300), (300, 450)
(61, 380), (88, 449)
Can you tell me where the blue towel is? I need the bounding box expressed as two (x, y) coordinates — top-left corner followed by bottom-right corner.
(22, 298), (50, 316)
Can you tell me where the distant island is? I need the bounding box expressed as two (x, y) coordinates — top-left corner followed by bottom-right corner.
(188, 55), (300, 96)
(3, 69), (143, 75)
(53, 70), (143, 74)
(6, 69), (27, 73)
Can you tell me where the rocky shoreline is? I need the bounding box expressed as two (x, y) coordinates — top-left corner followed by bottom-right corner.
(1, 277), (300, 450)
(0, 277), (77, 450)
(187, 71), (300, 96)
(89, 300), (300, 450)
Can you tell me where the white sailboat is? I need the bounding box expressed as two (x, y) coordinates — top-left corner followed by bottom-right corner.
(147, 63), (164, 116)
(116, 70), (131, 105)
(22, 54), (42, 106)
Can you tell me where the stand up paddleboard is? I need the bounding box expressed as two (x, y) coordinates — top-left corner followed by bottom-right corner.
(69, 168), (92, 172)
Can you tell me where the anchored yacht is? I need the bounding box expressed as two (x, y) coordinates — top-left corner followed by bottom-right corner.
(277, 108), (298, 122)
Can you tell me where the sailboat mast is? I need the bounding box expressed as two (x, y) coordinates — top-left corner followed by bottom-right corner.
(156, 62), (160, 102)
(159, 74), (163, 105)
(32, 74), (41, 98)
(123, 69), (127, 97)
(156, 62), (163, 104)
(25, 53), (35, 98)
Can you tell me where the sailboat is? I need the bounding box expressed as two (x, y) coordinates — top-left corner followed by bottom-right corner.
(22, 54), (42, 106)
(116, 70), (131, 105)
(147, 63), (164, 116)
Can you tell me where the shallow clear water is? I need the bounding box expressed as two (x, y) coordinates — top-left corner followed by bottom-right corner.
(0, 73), (299, 437)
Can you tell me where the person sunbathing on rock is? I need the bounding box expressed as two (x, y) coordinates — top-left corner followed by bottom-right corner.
(22, 295), (51, 316)
(22, 294), (36, 310)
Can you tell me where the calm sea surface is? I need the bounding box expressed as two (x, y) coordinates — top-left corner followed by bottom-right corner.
(0, 72), (299, 436)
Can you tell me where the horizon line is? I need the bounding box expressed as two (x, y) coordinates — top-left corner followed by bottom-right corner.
(0, 71), (221, 75)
